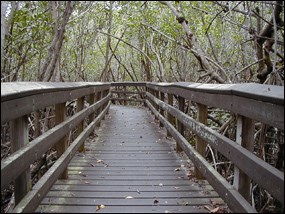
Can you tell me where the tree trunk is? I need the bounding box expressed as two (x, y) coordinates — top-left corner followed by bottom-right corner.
(159, 1), (228, 83)
(38, 1), (75, 81)
(100, 2), (114, 82)
(1, 1), (8, 64)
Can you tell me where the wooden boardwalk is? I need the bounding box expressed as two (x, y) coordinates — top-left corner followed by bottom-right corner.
(36, 105), (225, 213)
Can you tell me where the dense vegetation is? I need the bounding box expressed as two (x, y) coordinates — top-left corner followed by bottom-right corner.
(1, 1), (284, 85)
(1, 1), (284, 213)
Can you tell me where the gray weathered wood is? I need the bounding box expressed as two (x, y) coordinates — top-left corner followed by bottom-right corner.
(233, 115), (255, 202)
(35, 105), (224, 213)
(145, 99), (256, 213)
(1, 95), (110, 191)
(77, 96), (85, 152)
(146, 82), (284, 129)
(195, 103), (208, 179)
(146, 91), (284, 204)
(10, 116), (31, 205)
(55, 102), (68, 179)
(12, 102), (111, 213)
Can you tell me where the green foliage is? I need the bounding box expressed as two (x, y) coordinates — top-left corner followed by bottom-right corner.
(2, 1), (284, 84)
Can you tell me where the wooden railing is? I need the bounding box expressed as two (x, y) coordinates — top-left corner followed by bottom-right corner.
(1, 82), (111, 212)
(1, 81), (284, 213)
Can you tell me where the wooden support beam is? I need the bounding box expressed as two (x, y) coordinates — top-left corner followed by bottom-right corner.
(167, 94), (175, 137)
(159, 92), (165, 127)
(123, 86), (127, 106)
(89, 93), (95, 123)
(177, 96), (185, 152)
(195, 103), (208, 179)
(55, 103), (68, 179)
(77, 96), (84, 152)
(233, 115), (255, 202)
(96, 91), (102, 127)
(10, 116), (31, 205)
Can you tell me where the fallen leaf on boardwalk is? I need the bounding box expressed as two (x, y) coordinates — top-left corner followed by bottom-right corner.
(174, 168), (180, 171)
(210, 207), (220, 213)
(182, 201), (189, 206)
(81, 174), (87, 177)
(204, 206), (212, 211)
(89, 163), (95, 167)
(84, 181), (89, 184)
(125, 196), (134, 199)
(153, 199), (159, 204)
(96, 205), (105, 212)
(97, 159), (103, 163)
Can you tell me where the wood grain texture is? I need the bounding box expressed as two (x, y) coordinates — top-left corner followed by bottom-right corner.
(36, 105), (224, 213)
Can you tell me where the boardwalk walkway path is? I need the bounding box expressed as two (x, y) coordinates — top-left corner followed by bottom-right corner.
(36, 105), (225, 213)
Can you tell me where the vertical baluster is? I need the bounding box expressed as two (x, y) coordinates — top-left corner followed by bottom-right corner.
(96, 91), (102, 127)
(159, 91), (165, 127)
(77, 96), (84, 152)
(55, 103), (68, 179)
(167, 93), (175, 137)
(123, 86), (127, 105)
(177, 96), (185, 152)
(234, 115), (255, 202)
(10, 116), (31, 205)
(195, 103), (208, 179)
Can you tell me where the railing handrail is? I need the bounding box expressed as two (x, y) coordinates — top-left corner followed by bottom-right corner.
(147, 82), (283, 105)
(1, 81), (110, 102)
(146, 82), (284, 129)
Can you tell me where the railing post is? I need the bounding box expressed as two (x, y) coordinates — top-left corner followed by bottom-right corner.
(77, 96), (85, 152)
(101, 90), (108, 119)
(88, 92), (96, 137)
(154, 90), (160, 121)
(89, 93), (95, 123)
(195, 103), (208, 179)
(10, 116), (32, 205)
(159, 91), (165, 127)
(55, 103), (68, 179)
(123, 86), (127, 106)
(233, 115), (255, 202)
(177, 96), (185, 152)
(96, 91), (102, 127)
(167, 94), (175, 137)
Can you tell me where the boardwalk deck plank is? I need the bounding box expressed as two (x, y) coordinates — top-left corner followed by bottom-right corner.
(36, 105), (225, 213)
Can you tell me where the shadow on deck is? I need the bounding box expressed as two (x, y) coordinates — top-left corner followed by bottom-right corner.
(36, 105), (227, 213)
